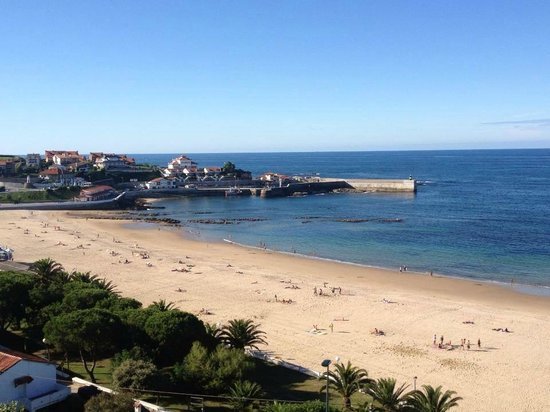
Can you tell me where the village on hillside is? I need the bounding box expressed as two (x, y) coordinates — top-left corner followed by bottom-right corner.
(0, 151), (301, 203)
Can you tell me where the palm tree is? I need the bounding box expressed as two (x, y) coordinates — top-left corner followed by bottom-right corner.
(227, 380), (263, 410)
(70, 272), (119, 294)
(205, 322), (223, 341)
(407, 385), (462, 412)
(149, 299), (176, 311)
(321, 361), (371, 410)
(220, 319), (267, 351)
(30, 258), (65, 284)
(366, 378), (414, 411)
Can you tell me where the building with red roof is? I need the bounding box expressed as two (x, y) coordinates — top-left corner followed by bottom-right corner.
(0, 347), (69, 411)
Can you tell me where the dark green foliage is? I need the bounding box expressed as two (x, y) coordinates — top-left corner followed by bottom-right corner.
(220, 318), (267, 351)
(61, 284), (112, 312)
(264, 400), (340, 412)
(228, 380), (264, 410)
(0, 401), (25, 412)
(173, 342), (254, 393)
(30, 258), (66, 285)
(112, 346), (153, 368)
(144, 310), (206, 365)
(365, 377), (413, 411)
(83, 392), (135, 412)
(112, 359), (157, 390)
(321, 361), (372, 410)
(148, 299), (176, 311)
(407, 385), (462, 412)
(44, 308), (123, 382)
(0, 272), (33, 330)
(0, 187), (80, 203)
(69, 272), (119, 294)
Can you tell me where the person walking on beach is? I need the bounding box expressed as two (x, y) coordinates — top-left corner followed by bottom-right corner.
(329, 323), (334, 333)
(433, 334), (437, 346)
(467, 340), (471, 350)
(478, 338), (481, 348)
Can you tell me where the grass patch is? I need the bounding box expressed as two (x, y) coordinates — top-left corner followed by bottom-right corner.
(0, 187), (80, 203)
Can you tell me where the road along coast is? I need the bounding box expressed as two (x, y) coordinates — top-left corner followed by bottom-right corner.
(1, 210), (549, 411)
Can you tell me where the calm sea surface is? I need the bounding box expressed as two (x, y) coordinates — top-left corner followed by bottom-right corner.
(131, 150), (550, 290)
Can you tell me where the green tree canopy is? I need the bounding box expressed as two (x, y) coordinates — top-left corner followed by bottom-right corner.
(173, 341), (254, 393)
(366, 377), (413, 411)
(112, 359), (157, 391)
(44, 308), (123, 382)
(30, 258), (66, 285)
(144, 310), (206, 365)
(321, 361), (371, 410)
(407, 385), (462, 412)
(220, 319), (267, 351)
(84, 392), (135, 412)
(0, 272), (33, 330)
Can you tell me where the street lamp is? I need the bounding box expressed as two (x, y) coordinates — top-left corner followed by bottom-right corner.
(413, 376), (418, 391)
(321, 359), (331, 412)
(42, 338), (50, 361)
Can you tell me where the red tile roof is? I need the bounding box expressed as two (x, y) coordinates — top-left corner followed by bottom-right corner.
(0, 348), (50, 373)
(80, 185), (114, 196)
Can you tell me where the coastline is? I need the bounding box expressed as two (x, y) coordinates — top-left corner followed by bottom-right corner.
(220, 237), (550, 298)
(2, 210), (550, 410)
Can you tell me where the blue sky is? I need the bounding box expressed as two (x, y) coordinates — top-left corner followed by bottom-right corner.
(1, 1), (549, 154)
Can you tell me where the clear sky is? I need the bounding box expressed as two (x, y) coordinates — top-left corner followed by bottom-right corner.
(1, 1), (549, 154)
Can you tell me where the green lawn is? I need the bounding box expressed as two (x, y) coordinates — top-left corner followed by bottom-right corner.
(0, 187), (81, 203)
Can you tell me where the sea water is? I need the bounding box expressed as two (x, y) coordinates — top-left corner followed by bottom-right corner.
(131, 150), (550, 289)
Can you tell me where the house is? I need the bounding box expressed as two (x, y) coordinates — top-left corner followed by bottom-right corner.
(163, 155), (198, 177)
(44, 150), (81, 164)
(203, 166), (221, 177)
(67, 161), (91, 173)
(95, 155), (130, 171)
(38, 167), (75, 184)
(89, 153), (135, 166)
(79, 185), (116, 201)
(145, 177), (177, 190)
(0, 347), (69, 411)
(52, 153), (82, 166)
(0, 160), (16, 176)
(26, 154), (41, 169)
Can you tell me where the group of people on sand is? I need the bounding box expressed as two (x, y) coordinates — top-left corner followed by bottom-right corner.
(313, 284), (342, 296)
(274, 294), (293, 304)
(433, 334), (482, 350)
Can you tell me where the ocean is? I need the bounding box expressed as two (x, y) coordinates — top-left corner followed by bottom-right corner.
(131, 150), (550, 291)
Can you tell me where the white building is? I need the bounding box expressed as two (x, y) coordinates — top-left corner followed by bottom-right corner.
(0, 347), (69, 411)
(95, 155), (128, 170)
(145, 177), (177, 190)
(163, 155), (198, 177)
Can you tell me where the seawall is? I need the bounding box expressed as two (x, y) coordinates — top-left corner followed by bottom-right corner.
(321, 178), (416, 192)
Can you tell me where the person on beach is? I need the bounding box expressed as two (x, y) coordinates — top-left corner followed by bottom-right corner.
(433, 334), (437, 346)
(329, 323), (334, 333)
(274, 294), (278, 302)
(467, 340), (471, 350)
(478, 338), (481, 348)
(440, 335), (444, 345)
(314, 287), (317, 295)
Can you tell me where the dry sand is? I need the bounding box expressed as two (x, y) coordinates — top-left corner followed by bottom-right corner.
(1, 210), (549, 411)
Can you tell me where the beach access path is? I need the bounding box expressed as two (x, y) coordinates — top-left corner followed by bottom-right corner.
(1, 210), (549, 411)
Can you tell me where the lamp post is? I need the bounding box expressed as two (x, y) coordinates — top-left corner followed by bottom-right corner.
(321, 359), (331, 412)
(42, 338), (50, 361)
(413, 376), (418, 391)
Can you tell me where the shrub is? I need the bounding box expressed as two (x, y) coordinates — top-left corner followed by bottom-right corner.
(173, 342), (253, 393)
(112, 359), (157, 390)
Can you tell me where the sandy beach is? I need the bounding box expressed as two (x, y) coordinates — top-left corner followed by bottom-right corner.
(1, 210), (549, 411)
